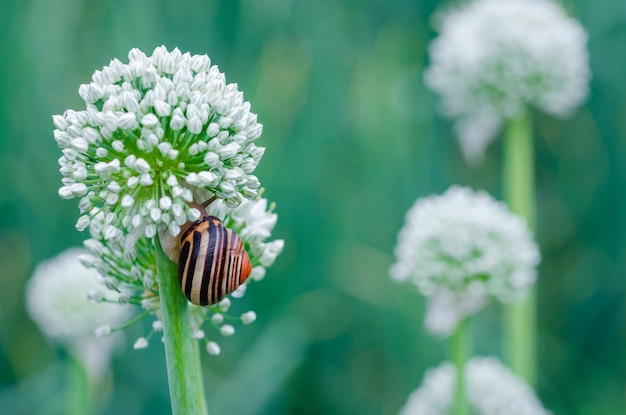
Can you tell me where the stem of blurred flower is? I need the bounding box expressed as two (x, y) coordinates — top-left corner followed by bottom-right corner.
(68, 355), (90, 415)
(155, 236), (208, 415)
(451, 318), (470, 415)
(503, 111), (536, 386)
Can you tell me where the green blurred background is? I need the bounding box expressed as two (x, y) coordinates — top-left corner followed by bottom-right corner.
(1, 0), (625, 414)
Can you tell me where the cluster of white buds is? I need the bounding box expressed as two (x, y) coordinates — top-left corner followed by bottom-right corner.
(390, 186), (540, 335)
(425, 0), (590, 160)
(54, 46), (265, 239)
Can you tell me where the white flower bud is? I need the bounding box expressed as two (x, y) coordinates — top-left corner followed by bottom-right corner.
(240, 311), (256, 325)
(159, 196), (172, 210)
(87, 290), (104, 303)
(76, 215), (91, 231)
(168, 222), (181, 236)
(187, 208), (201, 221)
(118, 113), (138, 130)
(139, 174), (153, 186)
(127, 176), (139, 189)
(203, 151), (220, 167)
(191, 330), (205, 340)
(259, 239), (285, 267)
(231, 283), (247, 298)
(134, 158), (151, 173)
(133, 337), (149, 349)
(71, 183), (88, 197)
(218, 142), (239, 160)
(206, 341), (221, 355)
(154, 99), (171, 117)
(145, 224), (156, 238)
(170, 113), (185, 130)
(58, 186), (73, 199)
(250, 266), (266, 282)
(95, 325), (112, 337)
(197, 171), (217, 186)
(84, 239), (104, 256)
(218, 298), (231, 312)
(121, 194), (134, 207)
(141, 113), (159, 127)
(185, 172), (199, 185)
(211, 313), (224, 325)
(112, 140), (125, 152)
(113, 292), (128, 303)
(70, 137), (89, 152)
(219, 324), (235, 337)
(150, 207), (162, 222)
(187, 116), (203, 134)
(52, 114), (69, 130)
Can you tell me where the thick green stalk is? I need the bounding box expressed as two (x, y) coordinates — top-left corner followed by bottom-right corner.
(155, 236), (208, 415)
(503, 112), (536, 386)
(451, 319), (470, 415)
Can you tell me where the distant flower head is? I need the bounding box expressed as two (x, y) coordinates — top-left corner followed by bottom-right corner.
(25, 248), (132, 377)
(80, 195), (283, 350)
(54, 46), (264, 239)
(26, 248), (131, 343)
(390, 186), (539, 335)
(399, 357), (551, 415)
(425, 0), (590, 160)
(399, 362), (453, 415)
(468, 358), (551, 415)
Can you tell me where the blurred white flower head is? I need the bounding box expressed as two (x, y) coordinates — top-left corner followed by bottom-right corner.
(26, 248), (131, 343)
(53, 46), (264, 239)
(390, 186), (540, 335)
(400, 357), (551, 415)
(26, 248), (132, 376)
(425, 0), (590, 161)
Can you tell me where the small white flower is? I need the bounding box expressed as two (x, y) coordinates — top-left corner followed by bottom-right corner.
(250, 266), (266, 282)
(390, 186), (540, 335)
(218, 298), (231, 313)
(425, 0), (590, 161)
(240, 311), (257, 325)
(87, 290), (104, 303)
(211, 313), (224, 325)
(206, 341), (221, 355)
(191, 330), (206, 340)
(231, 283), (247, 298)
(255, 239), (285, 267)
(133, 337), (149, 349)
(399, 358), (551, 415)
(220, 325), (235, 337)
(95, 325), (112, 338)
(152, 320), (164, 332)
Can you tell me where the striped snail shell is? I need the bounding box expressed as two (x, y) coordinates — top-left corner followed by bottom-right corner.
(176, 198), (252, 306)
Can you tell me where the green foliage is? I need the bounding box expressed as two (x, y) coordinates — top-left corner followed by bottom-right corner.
(0, 0), (624, 414)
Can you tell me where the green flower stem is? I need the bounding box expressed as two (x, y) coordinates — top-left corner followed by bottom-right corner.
(451, 319), (470, 415)
(67, 354), (90, 415)
(155, 235), (208, 415)
(503, 111), (536, 386)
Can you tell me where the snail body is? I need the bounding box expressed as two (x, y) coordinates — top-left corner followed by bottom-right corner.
(161, 197), (252, 306)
